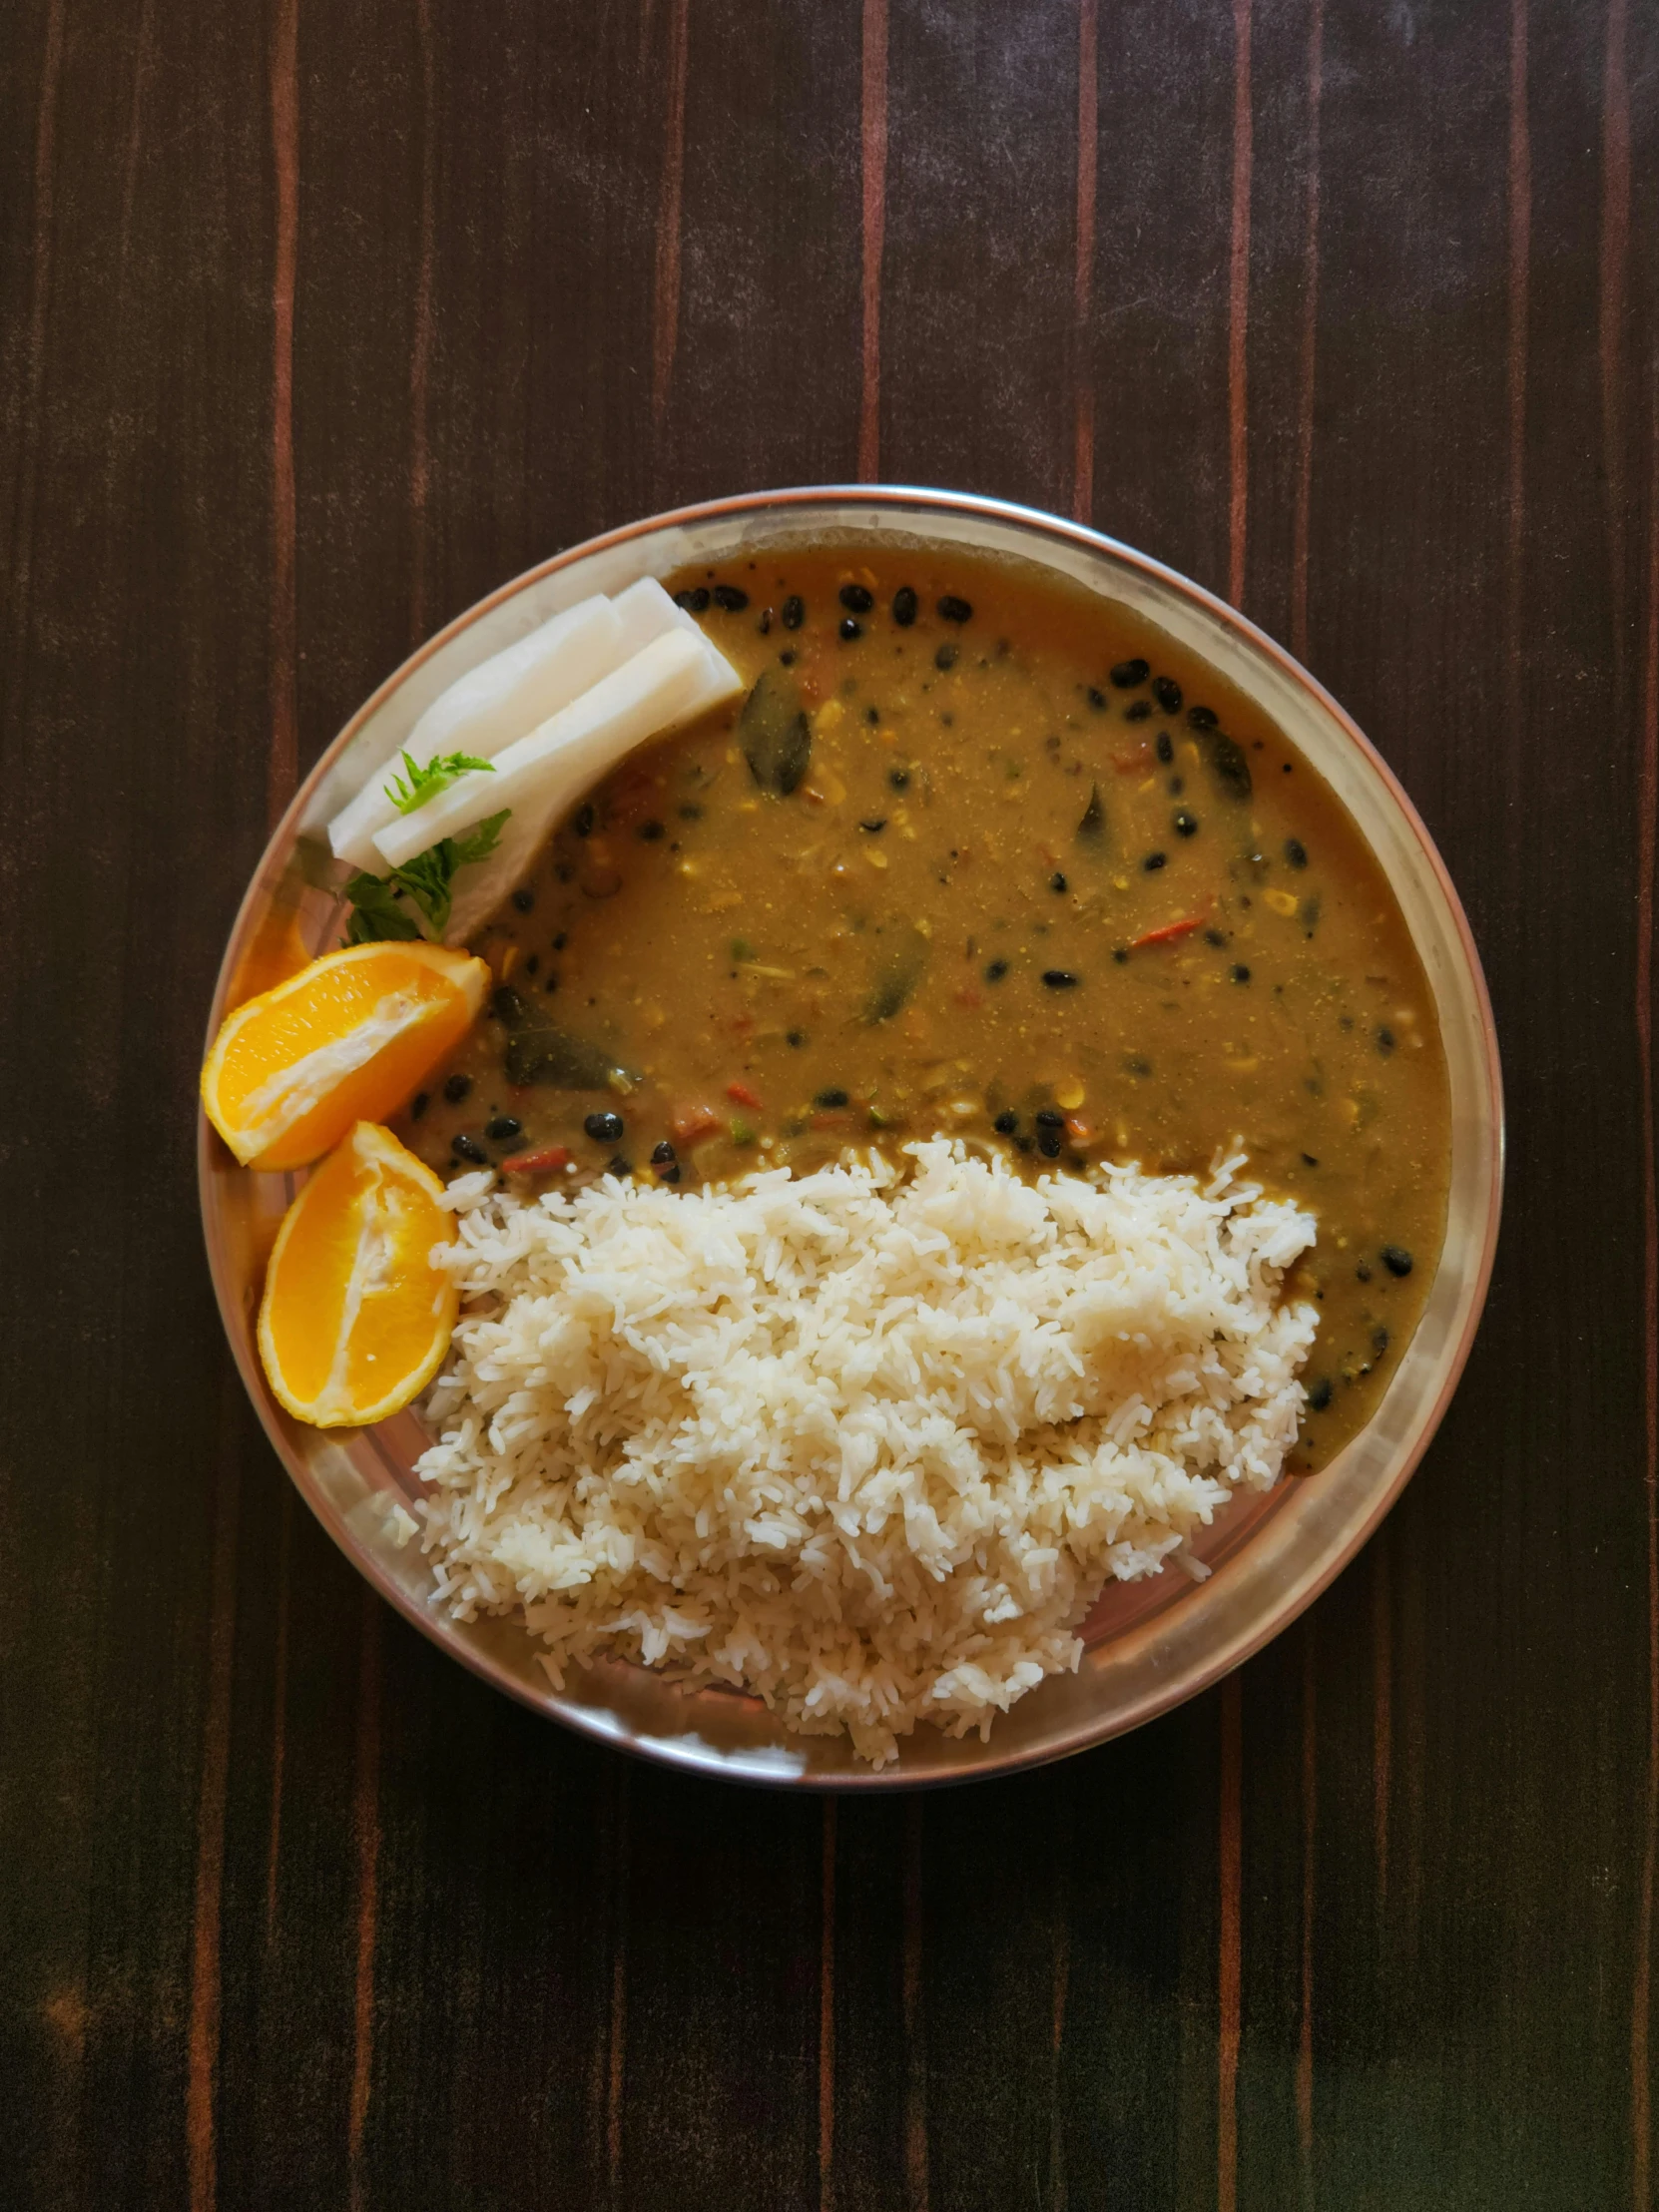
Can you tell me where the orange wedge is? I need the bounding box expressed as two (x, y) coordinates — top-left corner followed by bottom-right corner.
(202, 939), (489, 1170)
(258, 1121), (458, 1427)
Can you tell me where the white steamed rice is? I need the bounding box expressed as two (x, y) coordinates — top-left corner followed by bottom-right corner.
(413, 1139), (1318, 1765)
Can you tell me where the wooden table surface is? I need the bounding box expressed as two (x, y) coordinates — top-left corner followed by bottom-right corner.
(4, 2), (1658, 2205)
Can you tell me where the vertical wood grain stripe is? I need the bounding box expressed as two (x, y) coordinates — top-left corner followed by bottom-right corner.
(267, 0), (299, 829)
(1071, 0), (1097, 527)
(1633, 374), (1659, 2212)
(407, 0), (436, 648)
(1297, 1620), (1318, 2206)
(346, 1590), (381, 2212)
(1049, 1789), (1071, 2212)
(1373, 1528), (1391, 1911)
(5, 0), (63, 717)
(1504, 0), (1530, 737)
(1218, 1675), (1243, 2212)
(1226, 0), (1252, 611)
(186, 1389), (242, 2212)
(1600, 0), (1630, 646)
(819, 1799), (836, 2212)
(263, 1485), (292, 1942)
(606, 1765), (631, 2205)
(116, 0), (157, 280)
(858, 0), (887, 482)
(1290, 0), (1323, 667)
(903, 1796), (929, 2211)
(651, 0), (689, 435)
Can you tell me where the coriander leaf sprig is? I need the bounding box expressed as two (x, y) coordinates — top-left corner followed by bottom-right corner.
(343, 810), (511, 943)
(383, 749), (495, 816)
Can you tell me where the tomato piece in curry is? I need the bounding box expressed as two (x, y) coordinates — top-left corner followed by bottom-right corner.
(400, 548), (1451, 1473)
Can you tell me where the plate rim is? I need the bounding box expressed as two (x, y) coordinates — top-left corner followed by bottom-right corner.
(198, 483), (1505, 1790)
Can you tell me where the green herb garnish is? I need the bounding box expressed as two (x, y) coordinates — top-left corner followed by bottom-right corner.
(383, 750), (495, 815)
(342, 809), (511, 942)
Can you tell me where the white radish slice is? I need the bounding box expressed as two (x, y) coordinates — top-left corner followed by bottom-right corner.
(326, 593), (622, 871)
(611, 574), (704, 654)
(437, 634), (743, 944)
(364, 628), (742, 943)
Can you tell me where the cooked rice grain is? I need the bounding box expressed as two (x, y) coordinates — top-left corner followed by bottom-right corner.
(414, 1140), (1317, 1765)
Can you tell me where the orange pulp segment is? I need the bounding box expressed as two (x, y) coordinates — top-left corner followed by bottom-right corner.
(202, 939), (489, 1170)
(258, 1121), (458, 1427)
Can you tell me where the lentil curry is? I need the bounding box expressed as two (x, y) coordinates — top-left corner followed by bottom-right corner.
(400, 548), (1450, 1471)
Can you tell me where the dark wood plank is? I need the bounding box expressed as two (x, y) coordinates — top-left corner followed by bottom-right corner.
(2, 1), (1657, 2207)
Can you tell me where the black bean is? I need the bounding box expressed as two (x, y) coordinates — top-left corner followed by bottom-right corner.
(1173, 810), (1198, 837)
(637, 820), (665, 841)
(1155, 731), (1174, 764)
(937, 594), (973, 624)
(759, 607), (773, 635)
(1169, 776), (1185, 795)
(865, 706), (880, 725)
(1110, 658), (1150, 689)
(888, 767), (910, 790)
(608, 1154), (633, 1176)
(524, 953), (540, 975)
(1204, 928), (1226, 947)
(712, 583), (749, 612)
(1301, 1152), (1320, 1167)
(935, 643), (958, 671)
(860, 818), (887, 833)
(1042, 969), (1080, 989)
(552, 931), (567, 949)
(838, 583), (873, 615)
(1231, 964), (1252, 983)
(1049, 870), (1068, 892)
(673, 586), (711, 613)
(511, 886), (535, 913)
(1382, 1245), (1414, 1278)
(1124, 699), (1152, 722)
(1143, 850), (1167, 871)
(782, 594), (806, 630)
(1153, 676), (1183, 714)
(1187, 705), (1219, 729)
(814, 1087), (850, 1109)
(1112, 947), (1129, 963)
(892, 586), (918, 626)
(451, 1132), (489, 1165)
(1086, 686), (1107, 711)
(984, 959), (1009, 981)
(573, 802), (595, 837)
(839, 616), (862, 641)
(657, 1164), (682, 1183)
(443, 1073), (472, 1104)
(1285, 836), (1309, 868)
(779, 649), (797, 666)
(584, 1110), (625, 1143)
(993, 1110), (1019, 1134)
(1037, 1130), (1063, 1158)
(1377, 1026), (1395, 1055)
(1357, 1263), (1374, 1283)
(1034, 1109), (1066, 1129)
(410, 1091), (429, 1121)
(652, 1141), (677, 1165)
(1308, 1378), (1334, 1411)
